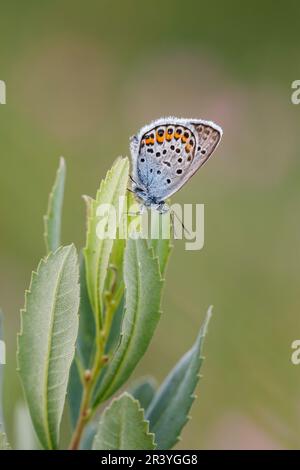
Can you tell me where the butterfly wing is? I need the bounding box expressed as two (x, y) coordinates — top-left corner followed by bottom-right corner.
(130, 117), (222, 202)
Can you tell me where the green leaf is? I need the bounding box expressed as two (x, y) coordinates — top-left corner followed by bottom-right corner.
(92, 393), (156, 450)
(80, 422), (97, 450)
(68, 255), (94, 430)
(84, 158), (129, 327)
(14, 401), (39, 450)
(44, 157), (66, 253)
(17, 245), (80, 449)
(146, 307), (212, 450)
(92, 238), (163, 406)
(0, 432), (11, 450)
(67, 360), (82, 430)
(104, 295), (125, 354)
(104, 234), (125, 312)
(129, 377), (157, 411)
(67, 228), (96, 430)
(77, 254), (96, 368)
(147, 210), (172, 277)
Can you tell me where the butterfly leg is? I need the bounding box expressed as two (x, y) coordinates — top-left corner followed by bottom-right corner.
(156, 202), (169, 214)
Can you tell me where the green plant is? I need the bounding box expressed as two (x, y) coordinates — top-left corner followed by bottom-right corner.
(0, 157), (212, 450)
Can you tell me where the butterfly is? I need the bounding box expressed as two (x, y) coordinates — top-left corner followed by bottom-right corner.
(129, 117), (223, 213)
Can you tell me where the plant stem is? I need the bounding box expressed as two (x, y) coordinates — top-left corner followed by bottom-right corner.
(68, 342), (105, 450)
(68, 289), (119, 450)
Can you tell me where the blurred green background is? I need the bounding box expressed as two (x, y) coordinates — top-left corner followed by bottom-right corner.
(1, 0), (300, 449)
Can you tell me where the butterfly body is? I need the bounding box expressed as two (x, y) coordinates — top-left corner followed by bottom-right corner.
(130, 117), (222, 212)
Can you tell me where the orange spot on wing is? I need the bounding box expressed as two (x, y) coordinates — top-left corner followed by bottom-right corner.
(166, 133), (174, 141)
(181, 136), (188, 143)
(156, 131), (165, 143)
(185, 144), (192, 153)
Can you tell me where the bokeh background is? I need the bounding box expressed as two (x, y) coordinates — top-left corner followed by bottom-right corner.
(1, 0), (300, 449)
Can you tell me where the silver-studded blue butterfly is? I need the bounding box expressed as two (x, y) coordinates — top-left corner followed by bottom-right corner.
(130, 117), (223, 213)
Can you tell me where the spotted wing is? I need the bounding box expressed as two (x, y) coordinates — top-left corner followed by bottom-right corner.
(130, 118), (222, 202)
(189, 120), (222, 172)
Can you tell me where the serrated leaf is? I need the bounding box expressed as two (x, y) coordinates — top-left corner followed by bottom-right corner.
(44, 157), (66, 253)
(0, 432), (11, 450)
(92, 393), (156, 450)
(146, 307), (212, 450)
(104, 189), (131, 303)
(129, 376), (157, 411)
(68, 255), (95, 429)
(92, 238), (163, 406)
(17, 245), (80, 449)
(84, 158), (129, 326)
